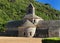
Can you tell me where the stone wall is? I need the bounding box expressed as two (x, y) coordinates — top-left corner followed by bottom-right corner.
(18, 27), (36, 37)
(0, 30), (18, 37)
(34, 28), (48, 38)
(48, 26), (59, 37)
(38, 20), (60, 37)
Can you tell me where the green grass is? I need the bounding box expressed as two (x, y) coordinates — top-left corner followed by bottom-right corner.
(43, 37), (60, 40)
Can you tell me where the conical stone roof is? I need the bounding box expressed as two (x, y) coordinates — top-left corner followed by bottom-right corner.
(24, 14), (43, 20)
(22, 20), (35, 27)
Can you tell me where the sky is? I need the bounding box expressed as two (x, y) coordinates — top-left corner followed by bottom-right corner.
(36, 0), (60, 10)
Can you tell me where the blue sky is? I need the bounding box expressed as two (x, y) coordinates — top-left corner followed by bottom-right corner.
(36, 0), (60, 10)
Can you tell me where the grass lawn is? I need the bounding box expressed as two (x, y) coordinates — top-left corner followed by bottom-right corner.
(43, 37), (60, 40)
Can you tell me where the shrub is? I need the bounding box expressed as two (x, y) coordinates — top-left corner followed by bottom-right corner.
(42, 37), (60, 43)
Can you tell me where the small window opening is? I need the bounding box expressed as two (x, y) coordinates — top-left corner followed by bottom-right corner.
(30, 32), (32, 36)
(34, 20), (35, 23)
(24, 32), (25, 36)
(33, 20), (36, 24)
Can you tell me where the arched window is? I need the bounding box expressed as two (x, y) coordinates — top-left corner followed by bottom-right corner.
(30, 32), (32, 36)
(24, 32), (25, 36)
(34, 20), (35, 23)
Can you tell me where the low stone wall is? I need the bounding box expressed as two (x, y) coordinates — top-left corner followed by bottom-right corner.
(34, 29), (48, 38)
(0, 30), (18, 36)
(0, 37), (42, 43)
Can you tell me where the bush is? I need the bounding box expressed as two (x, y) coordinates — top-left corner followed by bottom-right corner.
(42, 38), (60, 43)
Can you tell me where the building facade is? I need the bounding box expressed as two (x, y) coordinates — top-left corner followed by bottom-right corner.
(5, 3), (60, 38)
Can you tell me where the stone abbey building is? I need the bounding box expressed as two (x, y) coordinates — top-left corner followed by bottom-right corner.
(5, 3), (60, 38)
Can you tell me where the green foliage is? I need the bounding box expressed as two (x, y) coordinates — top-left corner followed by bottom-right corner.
(44, 37), (60, 40)
(42, 39), (60, 43)
(0, 0), (60, 32)
(0, 24), (6, 32)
